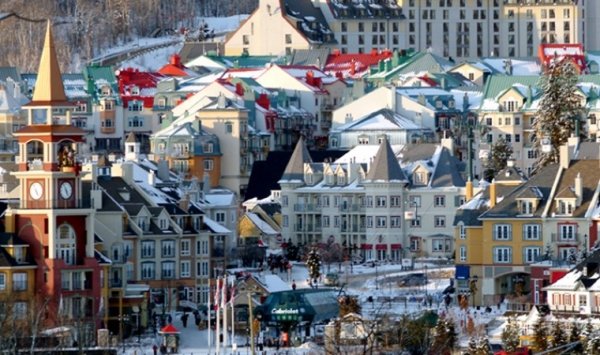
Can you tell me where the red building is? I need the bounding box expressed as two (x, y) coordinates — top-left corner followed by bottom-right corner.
(9, 22), (106, 337)
(538, 43), (586, 72)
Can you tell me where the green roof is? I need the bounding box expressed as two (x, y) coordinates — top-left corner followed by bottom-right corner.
(209, 55), (288, 68)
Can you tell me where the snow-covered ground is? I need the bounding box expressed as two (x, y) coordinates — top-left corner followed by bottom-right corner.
(112, 15), (248, 72)
(114, 260), (506, 354)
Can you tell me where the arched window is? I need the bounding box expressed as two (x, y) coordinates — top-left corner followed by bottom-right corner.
(57, 224), (76, 265)
(26, 140), (44, 160)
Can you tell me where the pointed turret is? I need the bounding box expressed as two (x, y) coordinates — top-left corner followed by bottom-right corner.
(281, 137), (312, 181)
(125, 132), (141, 162)
(365, 137), (406, 182)
(31, 21), (67, 105)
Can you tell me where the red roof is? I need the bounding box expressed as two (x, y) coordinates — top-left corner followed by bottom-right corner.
(160, 323), (180, 333)
(538, 43), (586, 72)
(324, 50), (393, 79)
(158, 54), (194, 77)
(117, 68), (165, 108)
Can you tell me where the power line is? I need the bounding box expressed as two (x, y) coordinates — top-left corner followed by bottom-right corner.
(0, 12), (46, 23)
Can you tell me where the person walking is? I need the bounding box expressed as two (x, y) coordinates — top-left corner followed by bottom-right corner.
(292, 280), (296, 290)
(181, 313), (189, 328)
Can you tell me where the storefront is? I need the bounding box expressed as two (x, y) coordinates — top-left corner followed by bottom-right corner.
(253, 289), (339, 341)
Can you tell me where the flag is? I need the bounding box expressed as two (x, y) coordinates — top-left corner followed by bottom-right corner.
(98, 296), (104, 318)
(58, 294), (64, 315)
(229, 279), (236, 305)
(214, 278), (220, 310)
(220, 276), (226, 309)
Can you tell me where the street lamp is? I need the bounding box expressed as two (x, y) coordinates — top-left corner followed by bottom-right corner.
(133, 306), (141, 344)
(469, 275), (479, 307)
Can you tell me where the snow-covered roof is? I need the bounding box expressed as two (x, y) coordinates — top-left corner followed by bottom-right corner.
(204, 216), (231, 234)
(246, 212), (278, 235)
(481, 58), (541, 76)
(255, 274), (291, 293)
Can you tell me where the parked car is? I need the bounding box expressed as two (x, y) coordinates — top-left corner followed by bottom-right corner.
(324, 272), (339, 286)
(398, 273), (427, 286)
(363, 259), (380, 267)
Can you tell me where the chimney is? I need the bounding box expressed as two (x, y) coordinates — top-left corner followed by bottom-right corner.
(179, 193), (190, 212)
(559, 143), (571, 169)
(4, 207), (14, 233)
(157, 159), (170, 181)
(440, 135), (454, 155)
(575, 172), (583, 206)
(148, 169), (156, 186)
(466, 178), (473, 201)
(489, 179), (497, 208)
(235, 82), (244, 96)
(91, 189), (103, 209)
(65, 110), (72, 125)
(170, 54), (181, 67)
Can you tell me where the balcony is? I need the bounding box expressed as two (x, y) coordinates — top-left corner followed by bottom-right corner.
(551, 233), (580, 244)
(293, 204), (321, 212)
(339, 205), (364, 213)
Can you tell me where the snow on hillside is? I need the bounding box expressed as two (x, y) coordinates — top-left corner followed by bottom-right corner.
(118, 15), (248, 72)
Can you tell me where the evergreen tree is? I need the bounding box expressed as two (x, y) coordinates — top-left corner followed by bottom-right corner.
(502, 316), (520, 352)
(587, 333), (600, 354)
(466, 336), (478, 354)
(533, 58), (586, 172)
(569, 323), (583, 354)
(431, 317), (457, 355)
(551, 321), (567, 350)
(581, 320), (594, 351)
(483, 137), (513, 182)
(476, 337), (490, 355)
(533, 316), (549, 352)
(305, 248), (321, 283)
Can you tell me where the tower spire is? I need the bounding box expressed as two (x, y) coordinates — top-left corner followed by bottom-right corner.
(31, 20), (67, 104)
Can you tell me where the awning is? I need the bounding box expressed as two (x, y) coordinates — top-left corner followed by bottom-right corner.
(375, 244), (387, 250)
(361, 244), (373, 250)
(391, 244), (402, 250)
(455, 265), (470, 280)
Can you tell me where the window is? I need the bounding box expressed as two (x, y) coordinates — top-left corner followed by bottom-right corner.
(162, 261), (175, 279)
(376, 216), (387, 228)
(142, 262), (155, 279)
(434, 196), (445, 207)
(432, 239), (446, 252)
(0, 273), (4, 290)
(181, 240), (190, 256)
(161, 240), (175, 257)
(430, 215), (444, 228)
(494, 247), (511, 263)
(366, 216), (373, 228)
(12, 273), (27, 291)
(341, 22), (347, 32)
(215, 212), (226, 223)
(520, 200), (533, 215)
(376, 196), (387, 207)
(57, 224), (76, 265)
(494, 224), (512, 240)
(580, 294), (587, 307)
(225, 122), (233, 134)
(559, 225), (576, 240)
(323, 216), (330, 228)
(204, 159), (214, 171)
(390, 196), (401, 207)
(390, 216), (401, 228)
(197, 240), (209, 255)
(409, 196), (421, 208)
(141, 241), (155, 258)
(459, 246), (467, 261)
(197, 261), (209, 277)
(523, 224), (541, 240)
(524, 247), (541, 263)
(180, 261), (191, 278)
(459, 224), (466, 239)
(411, 216), (421, 228)
(285, 34), (292, 44)
(557, 200), (574, 215)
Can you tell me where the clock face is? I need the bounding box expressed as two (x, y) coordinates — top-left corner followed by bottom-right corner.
(59, 181), (73, 200)
(29, 182), (43, 200)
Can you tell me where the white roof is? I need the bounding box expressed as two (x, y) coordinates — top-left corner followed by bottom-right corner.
(204, 217), (231, 234)
(336, 144), (403, 164)
(255, 274), (291, 293)
(246, 212), (278, 235)
(481, 58), (541, 75)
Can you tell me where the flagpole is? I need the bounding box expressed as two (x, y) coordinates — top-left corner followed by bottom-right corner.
(208, 281), (212, 352)
(222, 276), (228, 349)
(231, 277), (235, 351)
(216, 277), (221, 355)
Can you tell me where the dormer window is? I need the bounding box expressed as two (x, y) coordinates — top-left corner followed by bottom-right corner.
(13, 246), (25, 263)
(326, 174), (335, 185)
(448, 99), (455, 109)
(519, 200), (534, 215)
(556, 199), (574, 215)
(413, 171), (428, 185)
(358, 137), (369, 145)
(305, 172), (313, 185)
(130, 86), (140, 95)
(337, 174), (346, 185)
(503, 100), (517, 112)
(100, 86), (112, 96)
(138, 217), (148, 231)
(435, 100), (442, 109)
(159, 218), (168, 230)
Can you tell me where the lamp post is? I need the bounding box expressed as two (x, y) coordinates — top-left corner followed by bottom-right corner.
(133, 306), (141, 344)
(469, 275), (479, 307)
(247, 291), (257, 355)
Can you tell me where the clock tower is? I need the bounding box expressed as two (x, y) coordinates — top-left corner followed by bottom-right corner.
(9, 21), (103, 329)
